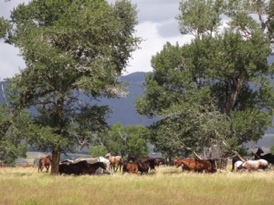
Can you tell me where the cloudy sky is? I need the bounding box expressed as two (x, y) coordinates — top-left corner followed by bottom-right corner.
(0, 0), (192, 79)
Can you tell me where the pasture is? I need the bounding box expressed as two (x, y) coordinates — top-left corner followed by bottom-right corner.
(1, 166), (274, 205)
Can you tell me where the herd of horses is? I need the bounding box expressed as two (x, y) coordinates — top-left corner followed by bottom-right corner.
(35, 148), (274, 175)
(232, 148), (274, 172)
(36, 153), (166, 175)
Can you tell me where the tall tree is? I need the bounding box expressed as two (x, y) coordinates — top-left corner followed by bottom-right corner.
(3, 0), (140, 174)
(136, 0), (274, 158)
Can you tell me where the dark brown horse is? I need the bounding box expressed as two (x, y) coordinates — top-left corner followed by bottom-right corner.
(38, 155), (52, 172)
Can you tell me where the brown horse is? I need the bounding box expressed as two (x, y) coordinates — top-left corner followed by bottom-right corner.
(173, 158), (216, 173)
(38, 155), (52, 172)
(105, 153), (123, 172)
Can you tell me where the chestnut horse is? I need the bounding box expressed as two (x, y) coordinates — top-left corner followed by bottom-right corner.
(38, 155), (52, 173)
(105, 153), (123, 172)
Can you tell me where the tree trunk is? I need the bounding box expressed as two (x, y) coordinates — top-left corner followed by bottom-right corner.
(51, 148), (61, 175)
(50, 96), (63, 175)
(223, 77), (246, 116)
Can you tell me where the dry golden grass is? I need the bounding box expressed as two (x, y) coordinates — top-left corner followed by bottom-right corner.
(0, 166), (274, 205)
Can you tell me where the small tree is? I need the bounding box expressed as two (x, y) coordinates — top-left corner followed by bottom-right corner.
(90, 145), (108, 157)
(96, 123), (149, 158)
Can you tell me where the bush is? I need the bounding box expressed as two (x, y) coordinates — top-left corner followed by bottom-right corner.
(90, 146), (108, 157)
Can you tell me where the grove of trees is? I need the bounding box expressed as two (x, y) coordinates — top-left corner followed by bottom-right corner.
(1, 0), (274, 172)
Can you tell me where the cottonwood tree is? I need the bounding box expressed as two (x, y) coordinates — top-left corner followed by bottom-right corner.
(2, 0), (140, 174)
(136, 0), (274, 158)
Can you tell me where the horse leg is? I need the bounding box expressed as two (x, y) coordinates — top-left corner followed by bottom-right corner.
(114, 163), (119, 172)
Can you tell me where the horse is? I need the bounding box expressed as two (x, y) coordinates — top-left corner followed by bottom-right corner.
(233, 160), (245, 172)
(241, 159), (268, 171)
(231, 156), (243, 172)
(105, 153), (123, 172)
(38, 155), (52, 173)
(154, 157), (166, 167)
(122, 162), (139, 174)
(173, 158), (216, 173)
(254, 148), (274, 166)
(98, 156), (111, 170)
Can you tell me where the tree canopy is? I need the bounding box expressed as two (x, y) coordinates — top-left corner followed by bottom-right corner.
(1, 0), (140, 173)
(136, 0), (274, 158)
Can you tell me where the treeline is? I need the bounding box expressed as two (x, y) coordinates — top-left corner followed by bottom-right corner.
(1, 0), (274, 174)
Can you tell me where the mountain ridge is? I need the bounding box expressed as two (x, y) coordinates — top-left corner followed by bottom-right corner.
(0, 72), (273, 150)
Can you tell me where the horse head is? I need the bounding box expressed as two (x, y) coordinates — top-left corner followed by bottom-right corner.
(46, 155), (53, 162)
(256, 148), (264, 155)
(105, 153), (112, 158)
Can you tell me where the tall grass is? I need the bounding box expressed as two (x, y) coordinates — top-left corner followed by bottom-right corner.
(0, 166), (274, 205)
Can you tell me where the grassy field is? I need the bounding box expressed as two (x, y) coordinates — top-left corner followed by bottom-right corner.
(0, 166), (274, 205)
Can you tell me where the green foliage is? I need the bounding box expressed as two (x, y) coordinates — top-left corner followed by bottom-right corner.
(0, 17), (10, 39)
(177, 0), (223, 37)
(90, 145), (108, 157)
(136, 0), (274, 158)
(0, 105), (32, 164)
(1, 0), (140, 172)
(97, 123), (149, 157)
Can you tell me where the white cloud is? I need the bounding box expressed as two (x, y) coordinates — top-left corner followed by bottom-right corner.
(0, 0), (185, 78)
(123, 21), (193, 75)
(0, 42), (25, 80)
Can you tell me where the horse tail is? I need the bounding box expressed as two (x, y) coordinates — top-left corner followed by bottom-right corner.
(119, 158), (124, 172)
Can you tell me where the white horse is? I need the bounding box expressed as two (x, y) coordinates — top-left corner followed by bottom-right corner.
(242, 159), (268, 171)
(98, 156), (111, 170)
(234, 161), (244, 172)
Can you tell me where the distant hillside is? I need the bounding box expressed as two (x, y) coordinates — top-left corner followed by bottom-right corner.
(101, 72), (157, 126)
(0, 72), (157, 127)
(1, 72), (274, 149)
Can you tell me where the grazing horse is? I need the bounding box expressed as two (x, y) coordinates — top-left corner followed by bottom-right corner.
(105, 153), (123, 172)
(127, 156), (157, 172)
(241, 159), (268, 171)
(83, 162), (107, 175)
(173, 158), (216, 173)
(38, 155), (52, 173)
